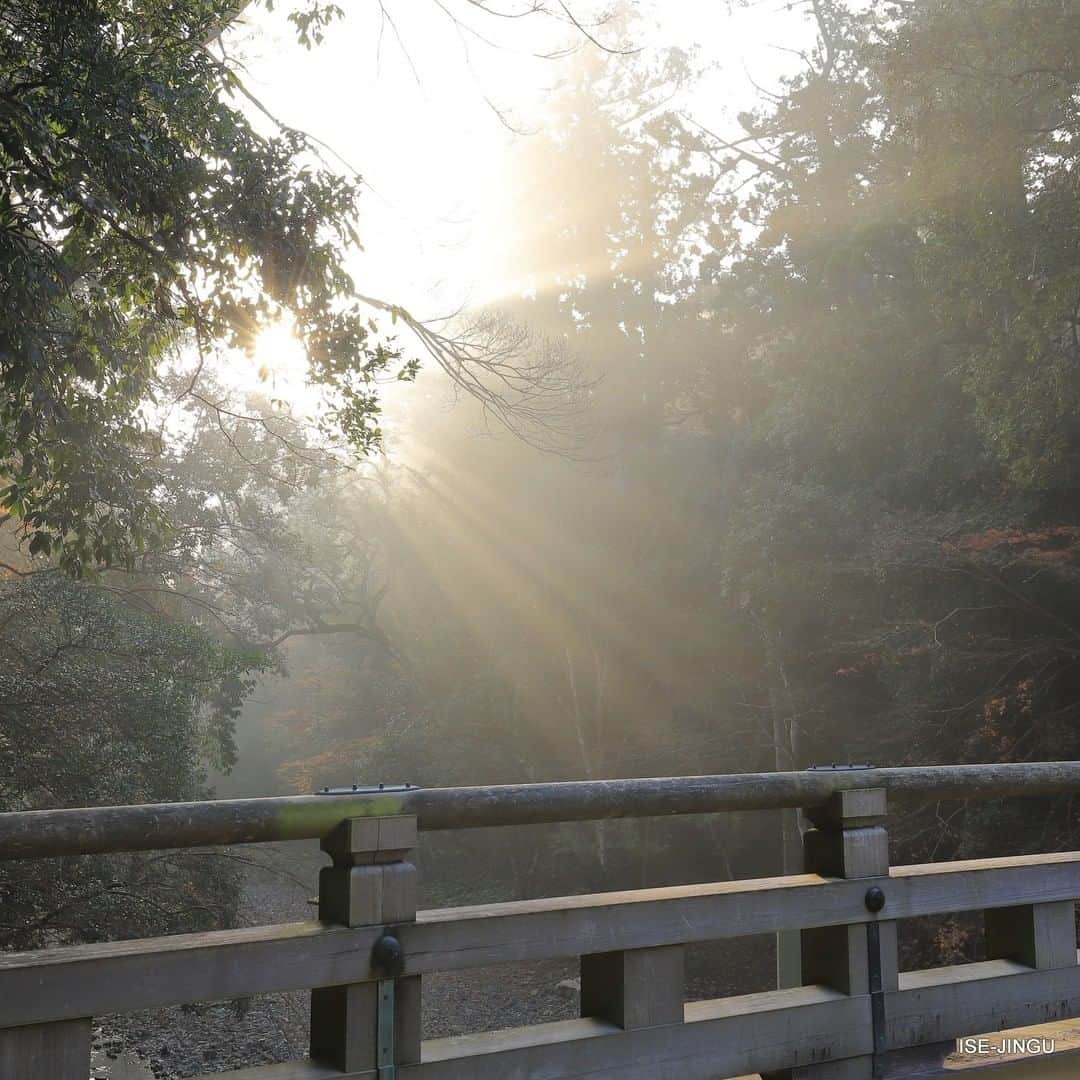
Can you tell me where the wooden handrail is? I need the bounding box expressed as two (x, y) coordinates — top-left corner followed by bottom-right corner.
(2, 762), (1080, 859)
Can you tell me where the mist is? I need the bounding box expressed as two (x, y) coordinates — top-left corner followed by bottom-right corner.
(210, 0), (1080, 909)
(6, 0), (1080, 1075)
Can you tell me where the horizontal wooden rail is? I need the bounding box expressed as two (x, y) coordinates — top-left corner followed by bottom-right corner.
(889, 959), (1080, 1047)
(3, 762), (1080, 859)
(188, 964), (1080, 1080)
(0, 922), (381, 1028)
(192, 987), (869, 1080)
(5, 851), (1079, 1029)
(413, 985), (870, 1080)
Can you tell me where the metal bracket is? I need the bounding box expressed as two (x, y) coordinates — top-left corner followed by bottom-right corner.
(315, 782), (417, 795)
(372, 933), (404, 1079)
(376, 978), (395, 1080)
(866, 921), (888, 1079)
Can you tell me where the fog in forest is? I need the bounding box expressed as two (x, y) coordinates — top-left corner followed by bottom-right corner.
(212, 0), (820, 897)
(206, 0), (1080, 897)
(6, 1), (1080, 1072)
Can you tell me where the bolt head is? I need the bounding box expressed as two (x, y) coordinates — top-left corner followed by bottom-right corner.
(865, 886), (886, 913)
(372, 933), (404, 977)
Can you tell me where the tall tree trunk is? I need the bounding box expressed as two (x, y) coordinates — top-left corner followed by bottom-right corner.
(566, 648), (607, 870)
(769, 649), (805, 988)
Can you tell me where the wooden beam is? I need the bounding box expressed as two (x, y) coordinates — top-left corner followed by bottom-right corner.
(190, 1020), (1080, 1080)
(311, 815), (420, 1073)
(887, 955), (1080, 1049)
(985, 902), (1077, 970)
(407, 853), (1080, 977)
(0, 921), (381, 1028)
(5, 763), (1080, 858)
(190, 1064), (353, 1080)
(0, 1018), (90, 1080)
(580, 945), (684, 1029)
(784, 787), (891, 1079)
(316, 863), (417, 929)
(191, 993), (866, 1080)
(3, 852), (1080, 1029)
(412, 986), (870, 1080)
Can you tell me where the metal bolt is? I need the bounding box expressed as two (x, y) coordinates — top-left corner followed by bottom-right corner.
(865, 886), (886, 913)
(372, 934), (404, 978)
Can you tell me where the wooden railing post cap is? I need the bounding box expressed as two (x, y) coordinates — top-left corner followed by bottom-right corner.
(805, 788), (887, 832)
(320, 815), (417, 866)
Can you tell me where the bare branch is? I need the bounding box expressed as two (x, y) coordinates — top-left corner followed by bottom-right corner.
(356, 295), (595, 456)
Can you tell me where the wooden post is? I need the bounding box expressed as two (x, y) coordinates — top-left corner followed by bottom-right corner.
(986, 900), (1077, 970)
(768, 788), (896, 1080)
(309, 815), (421, 1072)
(580, 944), (684, 1030)
(776, 806), (803, 990)
(777, 928), (803, 988)
(0, 1018), (91, 1079)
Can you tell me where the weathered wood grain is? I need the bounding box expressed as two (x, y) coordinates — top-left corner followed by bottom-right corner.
(0, 1018), (90, 1080)
(0, 921), (382, 1028)
(187, 1020), (1080, 1080)
(309, 981), (378, 1073)
(407, 986), (869, 1080)
(888, 955), (1080, 1048)
(985, 902), (1077, 970)
(311, 814), (420, 1072)
(190, 1063), (355, 1080)
(580, 945), (684, 1029)
(6, 765), (1080, 1079)
(5, 762), (1080, 858)
(4, 851), (1080, 1028)
(405, 852), (1080, 975)
(805, 788), (888, 831)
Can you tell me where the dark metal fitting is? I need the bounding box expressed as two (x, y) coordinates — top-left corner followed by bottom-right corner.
(372, 933), (405, 978)
(865, 886), (886, 913)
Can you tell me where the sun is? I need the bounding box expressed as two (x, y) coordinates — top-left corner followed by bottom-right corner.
(212, 314), (327, 419)
(252, 317), (309, 392)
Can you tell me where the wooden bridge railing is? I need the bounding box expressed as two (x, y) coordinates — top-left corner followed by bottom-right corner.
(3, 763), (1080, 1079)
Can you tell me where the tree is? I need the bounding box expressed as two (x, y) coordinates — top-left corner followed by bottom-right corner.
(0, 0), (610, 576)
(680, 0), (1080, 864)
(0, 0), (619, 946)
(0, 568), (266, 948)
(0, 0), (420, 573)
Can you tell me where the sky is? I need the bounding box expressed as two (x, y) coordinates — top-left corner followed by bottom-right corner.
(229, 1), (806, 305)
(221, 0), (808, 428)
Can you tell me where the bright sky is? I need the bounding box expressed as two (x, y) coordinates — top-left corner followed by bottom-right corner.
(223, 0), (807, 426)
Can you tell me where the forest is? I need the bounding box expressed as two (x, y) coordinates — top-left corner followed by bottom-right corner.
(3, 0), (1080, 1075)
